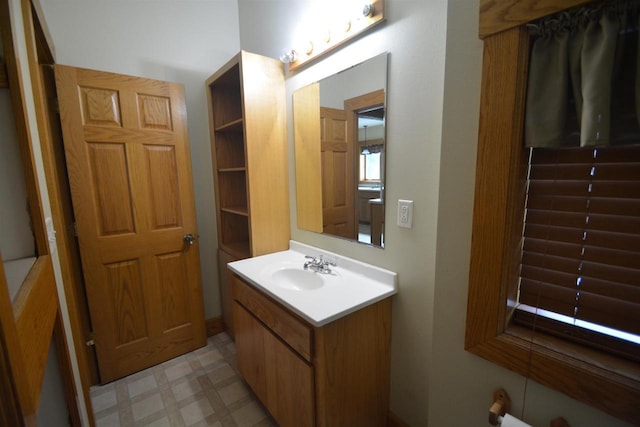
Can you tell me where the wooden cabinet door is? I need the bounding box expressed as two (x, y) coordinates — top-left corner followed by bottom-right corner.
(54, 65), (206, 382)
(263, 328), (314, 427)
(233, 301), (314, 427)
(233, 302), (268, 403)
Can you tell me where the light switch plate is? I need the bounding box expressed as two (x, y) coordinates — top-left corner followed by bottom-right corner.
(397, 200), (413, 228)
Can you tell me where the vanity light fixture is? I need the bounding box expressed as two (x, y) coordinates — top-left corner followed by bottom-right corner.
(282, 0), (385, 71)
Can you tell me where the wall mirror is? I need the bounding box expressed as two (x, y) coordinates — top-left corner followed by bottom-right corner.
(293, 52), (388, 248)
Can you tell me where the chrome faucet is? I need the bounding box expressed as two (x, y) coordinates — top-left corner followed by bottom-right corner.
(303, 255), (336, 274)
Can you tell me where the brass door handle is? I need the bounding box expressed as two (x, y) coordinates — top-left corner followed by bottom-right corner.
(183, 233), (196, 246)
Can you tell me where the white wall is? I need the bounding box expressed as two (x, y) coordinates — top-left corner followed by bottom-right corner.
(38, 0), (242, 320)
(0, 89), (36, 261)
(37, 341), (69, 427)
(319, 52), (387, 109)
(238, 1), (634, 426)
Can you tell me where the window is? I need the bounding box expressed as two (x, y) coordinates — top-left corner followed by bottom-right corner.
(513, 3), (640, 360)
(357, 109), (384, 184)
(464, 23), (640, 425)
(359, 151), (381, 182)
(515, 145), (640, 361)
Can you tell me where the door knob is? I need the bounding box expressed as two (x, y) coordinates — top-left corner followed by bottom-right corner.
(183, 233), (196, 246)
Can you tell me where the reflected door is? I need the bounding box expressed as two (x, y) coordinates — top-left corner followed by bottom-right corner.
(55, 65), (206, 382)
(320, 107), (355, 239)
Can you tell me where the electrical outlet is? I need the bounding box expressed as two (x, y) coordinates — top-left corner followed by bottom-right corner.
(397, 200), (414, 228)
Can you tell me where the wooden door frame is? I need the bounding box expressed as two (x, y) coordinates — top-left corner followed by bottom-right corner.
(21, 0), (99, 418)
(0, 0), (50, 420)
(344, 89), (386, 239)
(0, 0), (91, 424)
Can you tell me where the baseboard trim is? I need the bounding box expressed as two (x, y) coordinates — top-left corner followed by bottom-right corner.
(388, 411), (410, 427)
(205, 317), (224, 337)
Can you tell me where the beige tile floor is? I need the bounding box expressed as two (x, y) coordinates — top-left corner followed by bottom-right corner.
(90, 333), (277, 427)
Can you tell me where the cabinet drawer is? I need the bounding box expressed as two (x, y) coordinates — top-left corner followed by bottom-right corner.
(231, 274), (312, 361)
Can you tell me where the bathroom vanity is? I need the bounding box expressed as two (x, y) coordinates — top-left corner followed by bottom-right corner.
(228, 241), (397, 427)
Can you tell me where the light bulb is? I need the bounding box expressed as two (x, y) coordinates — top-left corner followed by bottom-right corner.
(323, 30), (331, 44)
(305, 41), (314, 55)
(279, 49), (298, 64)
(362, 3), (374, 18)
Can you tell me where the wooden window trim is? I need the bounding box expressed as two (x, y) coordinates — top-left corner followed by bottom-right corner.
(464, 23), (640, 425)
(478, 0), (596, 39)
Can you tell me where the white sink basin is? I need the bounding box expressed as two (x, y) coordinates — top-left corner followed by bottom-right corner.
(228, 241), (397, 326)
(271, 268), (324, 291)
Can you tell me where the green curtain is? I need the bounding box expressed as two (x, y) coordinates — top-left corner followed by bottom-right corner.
(525, 2), (639, 147)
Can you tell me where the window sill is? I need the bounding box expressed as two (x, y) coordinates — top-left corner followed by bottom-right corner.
(466, 325), (640, 422)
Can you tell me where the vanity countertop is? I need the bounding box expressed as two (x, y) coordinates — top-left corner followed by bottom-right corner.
(228, 241), (397, 326)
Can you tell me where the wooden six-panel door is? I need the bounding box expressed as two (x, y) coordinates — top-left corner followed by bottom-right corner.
(320, 106), (355, 239)
(54, 65), (206, 382)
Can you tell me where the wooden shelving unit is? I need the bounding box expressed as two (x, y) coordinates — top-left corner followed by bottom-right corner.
(206, 51), (290, 336)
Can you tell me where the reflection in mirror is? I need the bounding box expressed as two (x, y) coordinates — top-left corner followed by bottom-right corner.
(293, 53), (388, 248)
(358, 107), (385, 246)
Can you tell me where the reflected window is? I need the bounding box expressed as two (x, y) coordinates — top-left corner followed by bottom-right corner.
(360, 151), (381, 181)
(358, 108), (384, 184)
